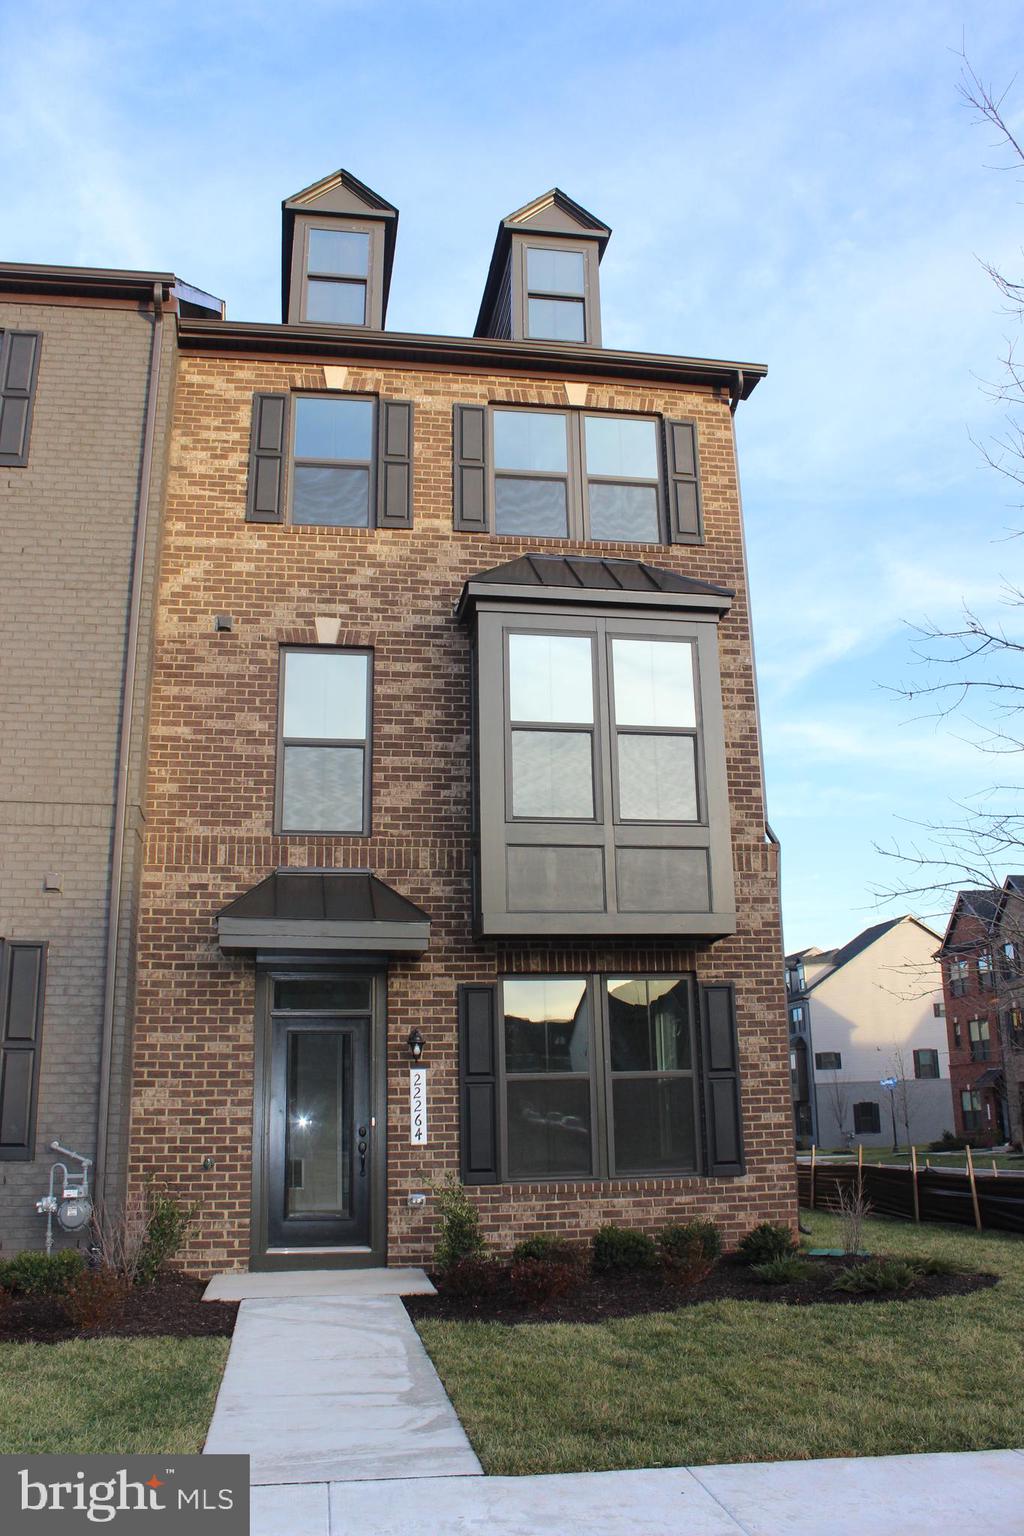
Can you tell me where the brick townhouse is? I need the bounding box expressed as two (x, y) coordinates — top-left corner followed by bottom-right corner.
(3, 170), (797, 1271)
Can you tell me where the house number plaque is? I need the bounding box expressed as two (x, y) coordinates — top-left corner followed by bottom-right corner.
(409, 1067), (427, 1145)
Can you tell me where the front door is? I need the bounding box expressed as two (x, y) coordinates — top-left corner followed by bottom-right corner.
(266, 984), (373, 1250)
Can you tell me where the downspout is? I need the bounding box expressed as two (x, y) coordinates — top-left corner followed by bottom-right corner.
(94, 281), (165, 1208)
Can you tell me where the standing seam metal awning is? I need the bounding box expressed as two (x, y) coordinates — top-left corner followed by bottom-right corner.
(216, 870), (431, 954)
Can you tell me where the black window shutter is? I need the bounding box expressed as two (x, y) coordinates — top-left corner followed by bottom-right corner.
(377, 399), (414, 528)
(699, 982), (744, 1176)
(664, 418), (703, 544)
(0, 330), (42, 467)
(453, 404), (488, 531)
(458, 983), (499, 1183)
(0, 940), (46, 1158)
(246, 393), (288, 523)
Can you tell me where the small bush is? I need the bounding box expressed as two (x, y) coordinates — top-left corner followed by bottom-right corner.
(432, 1175), (486, 1272)
(511, 1233), (583, 1266)
(438, 1256), (504, 1298)
(509, 1258), (581, 1305)
(135, 1188), (198, 1287)
(63, 1269), (127, 1330)
(592, 1225), (657, 1272)
(832, 1258), (920, 1294)
(736, 1222), (798, 1266)
(929, 1130), (996, 1152)
(0, 1248), (85, 1298)
(659, 1220), (722, 1265)
(752, 1255), (815, 1285)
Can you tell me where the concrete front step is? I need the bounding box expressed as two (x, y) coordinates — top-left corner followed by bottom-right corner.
(202, 1266), (435, 1301)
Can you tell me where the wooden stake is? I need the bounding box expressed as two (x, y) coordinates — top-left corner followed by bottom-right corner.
(810, 1144), (817, 1211)
(966, 1144), (983, 1232)
(992, 1159), (999, 1177)
(857, 1140), (864, 1202)
(910, 1144), (920, 1223)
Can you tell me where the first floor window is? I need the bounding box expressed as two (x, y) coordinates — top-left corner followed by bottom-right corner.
(278, 648), (371, 833)
(502, 974), (699, 1178)
(961, 1089), (983, 1133)
(815, 1051), (842, 1071)
(913, 1048), (940, 1079)
(853, 1101), (881, 1135)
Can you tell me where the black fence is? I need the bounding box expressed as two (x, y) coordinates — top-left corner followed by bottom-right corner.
(796, 1161), (1024, 1236)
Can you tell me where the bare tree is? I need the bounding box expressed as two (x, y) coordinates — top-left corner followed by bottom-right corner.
(823, 1070), (850, 1147)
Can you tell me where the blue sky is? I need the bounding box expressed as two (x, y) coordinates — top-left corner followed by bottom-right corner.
(3, 0), (1022, 951)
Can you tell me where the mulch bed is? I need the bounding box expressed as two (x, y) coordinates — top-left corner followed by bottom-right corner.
(0, 1273), (238, 1345)
(404, 1256), (999, 1326)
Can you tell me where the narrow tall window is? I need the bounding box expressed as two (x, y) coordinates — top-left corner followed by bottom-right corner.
(949, 958), (968, 996)
(292, 397), (375, 526)
(305, 228), (371, 324)
(968, 1018), (991, 1062)
(493, 410), (570, 537)
(503, 978), (593, 1177)
(507, 632), (595, 820)
(611, 638), (698, 821)
(606, 977), (697, 1174)
(278, 650), (371, 833)
(961, 1088), (983, 1132)
(978, 952), (994, 990)
(584, 416), (661, 542)
(525, 246), (586, 341)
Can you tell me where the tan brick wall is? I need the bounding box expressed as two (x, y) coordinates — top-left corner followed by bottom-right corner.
(129, 351), (796, 1272)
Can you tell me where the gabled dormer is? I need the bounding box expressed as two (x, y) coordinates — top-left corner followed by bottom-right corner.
(282, 169), (398, 329)
(474, 188), (610, 346)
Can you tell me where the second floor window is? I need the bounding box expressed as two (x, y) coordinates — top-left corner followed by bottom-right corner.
(968, 1018), (991, 1062)
(815, 1051), (842, 1071)
(277, 649), (371, 834)
(292, 397), (375, 526)
(978, 951), (994, 990)
(949, 958), (969, 996)
(914, 1048), (940, 1079)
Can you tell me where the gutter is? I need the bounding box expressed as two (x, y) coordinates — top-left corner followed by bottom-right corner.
(94, 281), (166, 1208)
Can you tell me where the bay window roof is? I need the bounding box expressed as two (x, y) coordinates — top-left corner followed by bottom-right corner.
(456, 554), (734, 619)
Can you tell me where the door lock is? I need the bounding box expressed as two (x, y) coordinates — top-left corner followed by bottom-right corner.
(358, 1139), (367, 1176)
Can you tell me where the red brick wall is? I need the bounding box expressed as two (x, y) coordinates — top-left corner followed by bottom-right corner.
(941, 910), (1003, 1141)
(127, 352), (797, 1272)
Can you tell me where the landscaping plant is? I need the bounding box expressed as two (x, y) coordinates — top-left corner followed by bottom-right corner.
(136, 1188), (199, 1286)
(62, 1270), (127, 1332)
(432, 1174), (486, 1271)
(658, 1220), (722, 1288)
(511, 1234), (585, 1267)
(832, 1258), (921, 1294)
(736, 1222), (797, 1266)
(436, 1256), (503, 1298)
(592, 1225), (657, 1272)
(834, 1182), (871, 1255)
(509, 1257), (582, 1305)
(751, 1255), (815, 1285)
(0, 1249), (85, 1298)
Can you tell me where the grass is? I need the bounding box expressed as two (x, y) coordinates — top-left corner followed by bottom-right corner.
(0, 1337), (229, 1454)
(416, 1212), (1024, 1474)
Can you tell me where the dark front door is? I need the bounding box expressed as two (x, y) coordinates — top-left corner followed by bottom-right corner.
(267, 1014), (371, 1249)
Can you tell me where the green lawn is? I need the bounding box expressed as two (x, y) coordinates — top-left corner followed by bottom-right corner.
(0, 1338), (229, 1454)
(416, 1213), (1024, 1474)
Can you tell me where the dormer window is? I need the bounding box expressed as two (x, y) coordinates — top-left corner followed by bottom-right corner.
(524, 243), (588, 342)
(475, 189), (609, 345)
(282, 170), (398, 329)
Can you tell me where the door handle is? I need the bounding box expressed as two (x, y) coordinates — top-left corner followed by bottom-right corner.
(358, 1139), (367, 1176)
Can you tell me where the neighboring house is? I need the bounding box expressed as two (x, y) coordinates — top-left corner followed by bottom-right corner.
(938, 878), (1024, 1146)
(2, 171), (797, 1269)
(786, 916), (952, 1150)
(0, 265), (221, 1251)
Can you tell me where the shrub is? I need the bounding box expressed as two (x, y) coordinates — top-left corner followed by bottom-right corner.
(659, 1219), (722, 1265)
(509, 1258), (581, 1305)
(0, 1248), (85, 1298)
(929, 1129), (996, 1152)
(736, 1222), (798, 1266)
(752, 1255), (815, 1285)
(835, 1183), (872, 1256)
(909, 1254), (963, 1277)
(592, 1225), (657, 1272)
(511, 1233), (584, 1267)
(135, 1187), (198, 1286)
(438, 1256), (504, 1298)
(63, 1269), (127, 1331)
(432, 1174), (486, 1272)
(832, 1258), (920, 1294)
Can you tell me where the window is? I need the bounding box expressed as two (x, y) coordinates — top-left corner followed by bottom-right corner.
(507, 633), (596, 819)
(815, 1051), (842, 1071)
(502, 975), (700, 1178)
(968, 1018), (991, 1062)
(853, 1101), (881, 1135)
(247, 393), (412, 529)
(0, 330), (42, 468)
(790, 1004), (806, 1029)
(933, 1001), (946, 1018)
(514, 237), (600, 345)
(277, 649), (371, 834)
(304, 227), (371, 324)
(787, 962), (806, 995)
(454, 404), (702, 545)
(961, 1088), (983, 1133)
(1001, 941), (1018, 979)
(0, 941), (46, 1158)
(978, 951), (994, 990)
(914, 1048), (940, 1079)
(949, 958), (969, 996)
(953, 1019), (962, 1049)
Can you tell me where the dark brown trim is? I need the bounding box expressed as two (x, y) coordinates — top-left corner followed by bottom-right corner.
(177, 318), (766, 397)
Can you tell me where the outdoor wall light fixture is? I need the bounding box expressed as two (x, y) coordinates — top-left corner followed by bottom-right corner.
(407, 1028), (425, 1062)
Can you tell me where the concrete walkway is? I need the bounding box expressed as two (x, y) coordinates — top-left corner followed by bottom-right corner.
(203, 1293), (480, 1484)
(252, 1450), (1024, 1536)
(202, 1266), (434, 1302)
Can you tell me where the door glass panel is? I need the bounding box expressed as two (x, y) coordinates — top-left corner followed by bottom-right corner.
(493, 410), (568, 472)
(607, 978), (691, 1071)
(507, 1079), (592, 1177)
(504, 979), (590, 1072)
(305, 279), (367, 325)
(587, 484), (660, 543)
(494, 477), (568, 537)
(612, 1077), (696, 1173)
(617, 734), (697, 821)
(275, 977), (372, 1012)
(612, 639), (696, 727)
(511, 730), (593, 818)
(528, 297), (585, 341)
(283, 652), (367, 740)
(308, 228), (370, 277)
(527, 247), (585, 295)
(584, 417), (659, 478)
(508, 633), (593, 722)
(285, 1030), (350, 1219)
